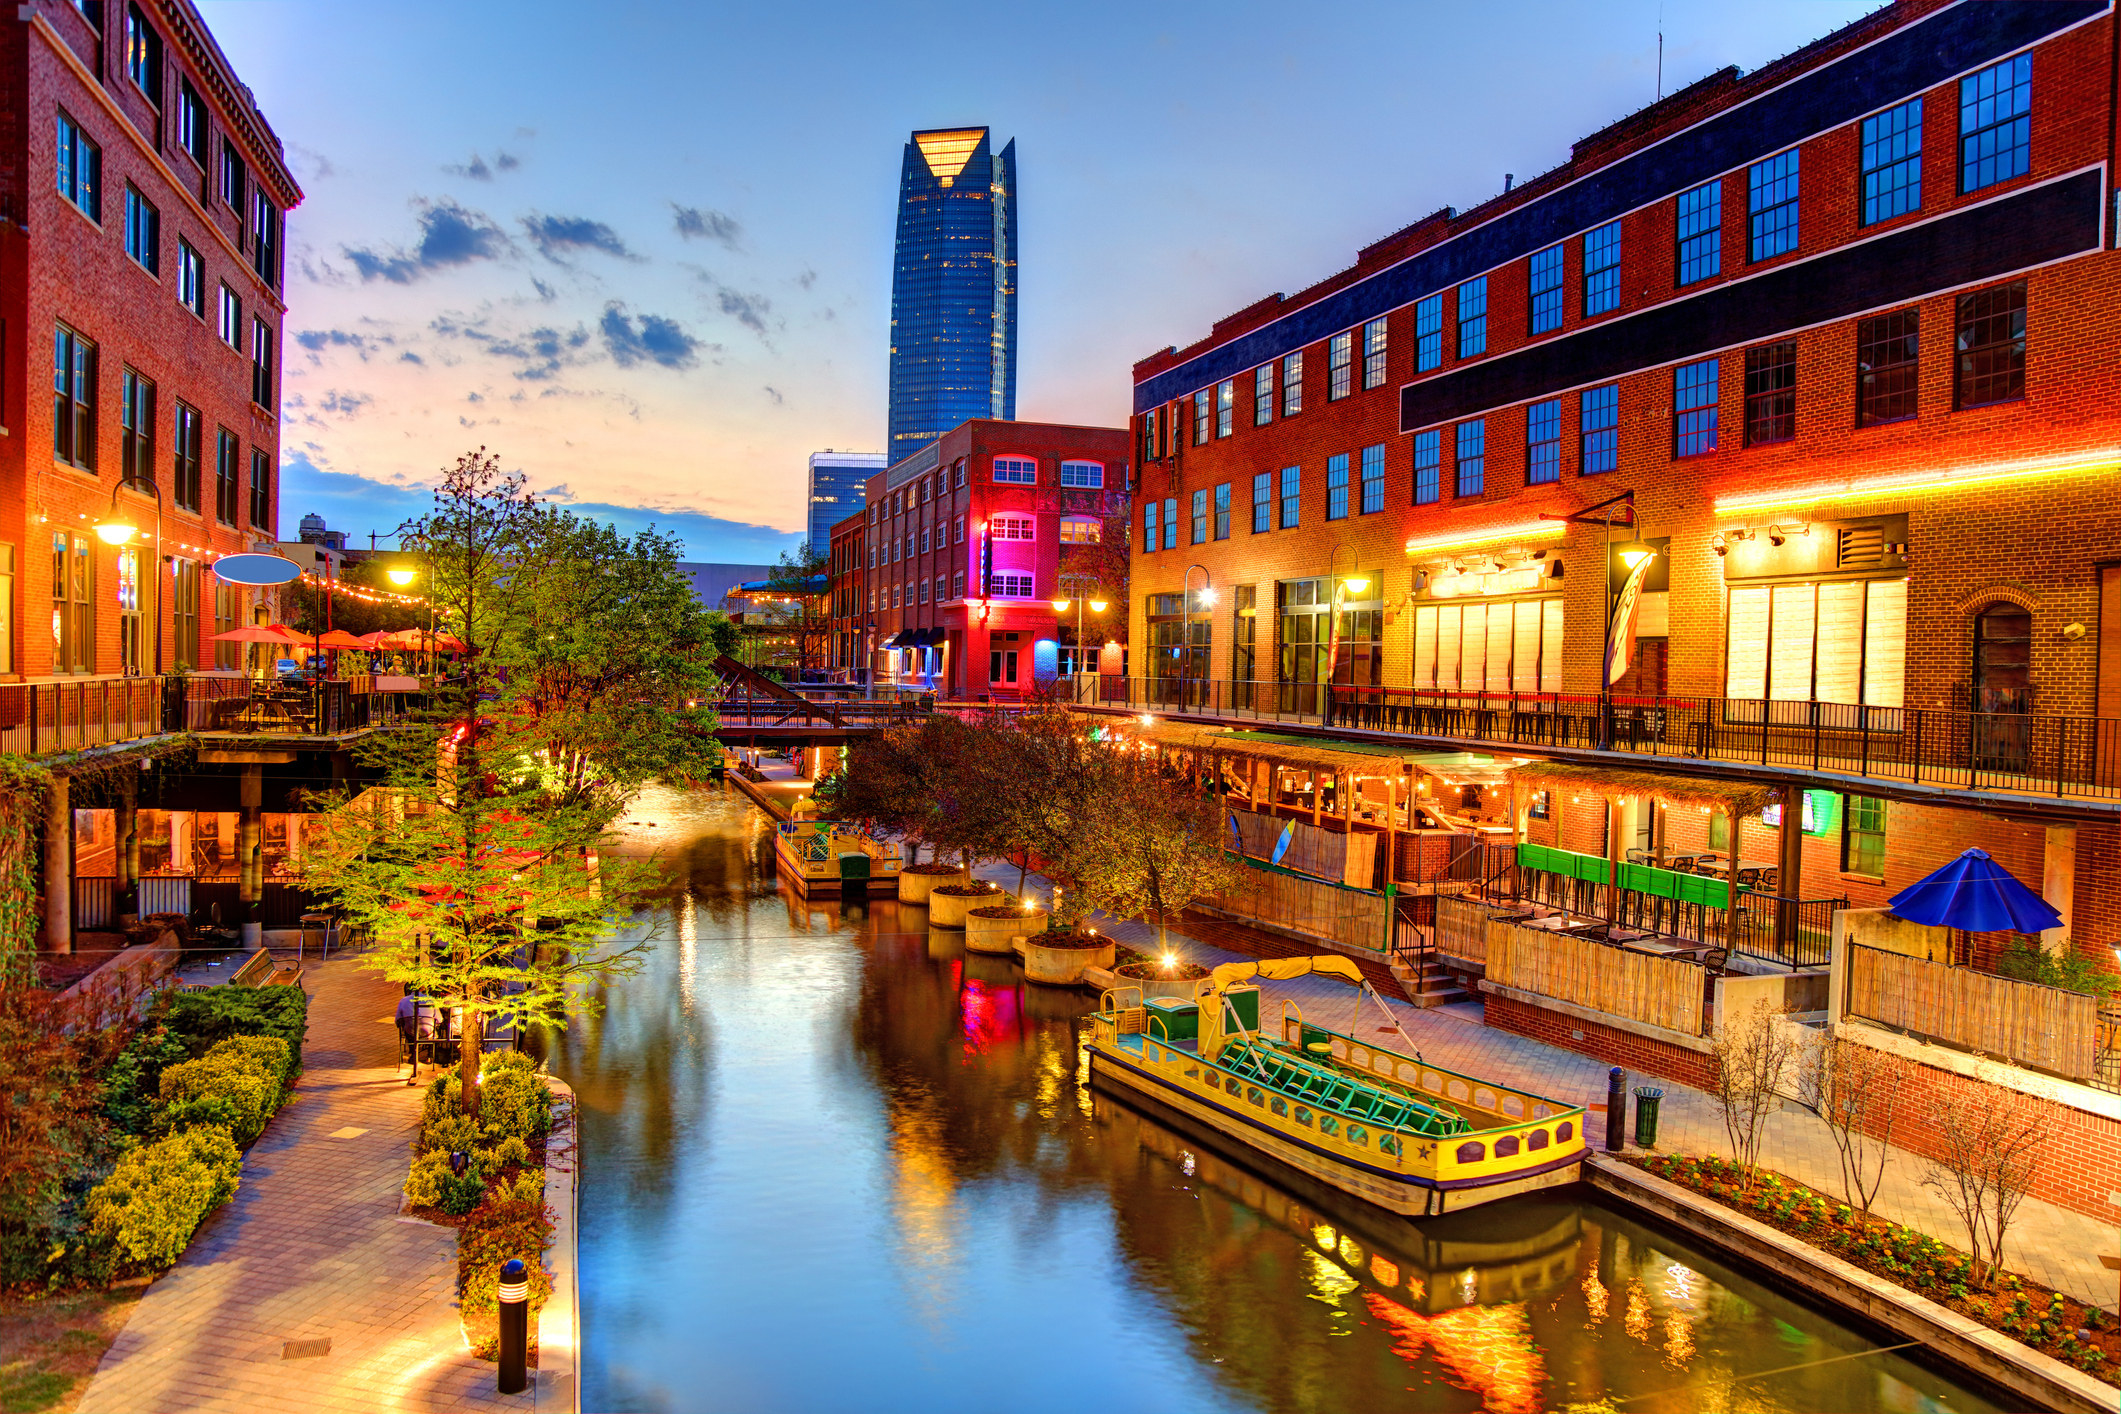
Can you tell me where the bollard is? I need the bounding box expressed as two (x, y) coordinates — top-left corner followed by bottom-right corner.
(1604, 1067), (1628, 1151)
(497, 1258), (529, 1395)
(1633, 1086), (1665, 1148)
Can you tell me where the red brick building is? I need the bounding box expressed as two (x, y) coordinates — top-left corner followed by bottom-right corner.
(1, 0), (298, 678)
(829, 419), (1129, 698)
(1121, 0), (2121, 1215)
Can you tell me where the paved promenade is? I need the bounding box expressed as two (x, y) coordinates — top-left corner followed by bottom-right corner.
(967, 857), (2121, 1314)
(77, 953), (541, 1414)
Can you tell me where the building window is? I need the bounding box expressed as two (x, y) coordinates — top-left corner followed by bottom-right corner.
(1528, 245), (1564, 334)
(176, 79), (207, 166)
(1725, 578), (1906, 708)
(1454, 421), (1485, 497)
(1191, 488), (1208, 544)
(1186, 389), (1206, 445)
(1960, 54), (2031, 194)
(954, 517), (964, 544)
(251, 190), (281, 288)
(1326, 453), (1349, 521)
(218, 284), (242, 348)
(1743, 341), (1796, 446)
(53, 325), (94, 469)
(1251, 472), (1271, 533)
(1861, 98), (1922, 224)
(1954, 281), (2026, 409)
(1232, 585), (1257, 687)
(171, 557), (198, 671)
(51, 532), (94, 674)
(1748, 148), (1799, 262)
(1675, 179), (1721, 285)
(1359, 444), (1384, 515)
(1672, 359), (1719, 458)
(220, 140), (245, 213)
(954, 461), (966, 489)
(917, 578), (928, 605)
(1413, 294), (1442, 372)
(990, 514), (1033, 540)
(1579, 385), (1618, 475)
(1328, 331), (1353, 400)
(1215, 378), (1233, 437)
(1282, 352), (1303, 415)
(122, 186), (158, 274)
(1583, 220), (1621, 317)
(214, 428), (239, 525)
(172, 401), (201, 511)
(1362, 317), (1387, 389)
(120, 368), (153, 485)
(1409, 598), (1563, 693)
(125, 5), (162, 103)
(1163, 497), (1177, 550)
(1279, 466), (1300, 529)
(951, 571), (964, 600)
(1251, 364), (1274, 426)
(1059, 459), (1102, 488)
(1843, 795), (1886, 876)
(992, 456), (1036, 484)
(55, 112), (101, 222)
(1213, 482), (1231, 540)
(177, 239), (204, 317)
(251, 318), (275, 408)
(1856, 309), (1919, 425)
(1139, 410), (1159, 463)
(1412, 429), (1440, 505)
(918, 528), (929, 554)
(1526, 399), (1561, 484)
(1456, 277), (1487, 358)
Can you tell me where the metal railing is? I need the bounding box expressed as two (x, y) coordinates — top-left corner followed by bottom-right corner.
(0, 673), (412, 756)
(1076, 676), (2121, 802)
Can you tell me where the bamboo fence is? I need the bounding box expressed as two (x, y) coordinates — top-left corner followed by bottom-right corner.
(1846, 945), (2096, 1081)
(1488, 925), (1707, 1035)
(1204, 861), (1389, 953)
(1435, 895), (1497, 965)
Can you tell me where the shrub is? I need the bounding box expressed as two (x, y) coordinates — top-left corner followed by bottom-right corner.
(420, 1053), (551, 1147)
(457, 1195), (554, 1315)
(85, 1128), (240, 1270)
(1996, 938), (2119, 999)
(486, 1135), (530, 1169)
(421, 1113), (480, 1158)
(205, 1036), (295, 1095)
(158, 988), (307, 1071)
(102, 1025), (189, 1137)
(438, 1171), (485, 1217)
(498, 1170), (543, 1205)
(403, 1150), (455, 1209)
(157, 1053), (278, 1146)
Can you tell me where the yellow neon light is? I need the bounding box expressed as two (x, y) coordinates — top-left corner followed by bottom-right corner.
(1715, 448), (2121, 516)
(1403, 521), (1566, 558)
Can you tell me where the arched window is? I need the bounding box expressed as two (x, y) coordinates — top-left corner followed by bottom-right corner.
(1494, 1135), (1520, 1158)
(1059, 460), (1104, 488)
(1455, 1141), (1486, 1164)
(1972, 603), (2033, 713)
(1059, 515), (1101, 544)
(1556, 1122), (1573, 1143)
(1528, 1129), (1550, 1151)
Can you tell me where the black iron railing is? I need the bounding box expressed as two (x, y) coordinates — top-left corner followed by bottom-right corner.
(1079, 676), (2121, 802)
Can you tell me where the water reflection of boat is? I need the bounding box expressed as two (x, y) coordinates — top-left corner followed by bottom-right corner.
(1092, 1088), (1581, 1312)
(1087, 956), (1585, 1215)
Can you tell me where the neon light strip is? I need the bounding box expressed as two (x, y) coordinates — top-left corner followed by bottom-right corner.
(1714, 447), (2121, 515)
(1403, 521), (1567, 558)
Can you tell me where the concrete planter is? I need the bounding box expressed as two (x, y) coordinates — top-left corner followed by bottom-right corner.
(897, 863), (964, 905)
(967, 905), (1042, 955)
(1023, 935), (1117, 986)
(929, 883), (1005, 928)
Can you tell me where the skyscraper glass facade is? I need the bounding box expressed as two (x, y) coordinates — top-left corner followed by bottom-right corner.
(808, 451), (885, 557)
(888, 127), (1017, 461)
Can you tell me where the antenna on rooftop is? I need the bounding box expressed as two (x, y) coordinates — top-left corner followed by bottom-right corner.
(1656, 3), (1664, 100)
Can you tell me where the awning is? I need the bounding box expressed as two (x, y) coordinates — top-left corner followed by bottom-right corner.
(1502, 759), (1776, 816)
(879, 632), (904, 649)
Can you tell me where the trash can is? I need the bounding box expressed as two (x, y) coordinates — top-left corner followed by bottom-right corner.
(1632, 1086), (1664, 1148)
(837, 853), (871, 891)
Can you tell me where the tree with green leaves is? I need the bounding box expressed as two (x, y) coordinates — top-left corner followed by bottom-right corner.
(991, 706), (1120, 926)
(302, 450), (709, 1116)
(1073, 751), (1238, 952)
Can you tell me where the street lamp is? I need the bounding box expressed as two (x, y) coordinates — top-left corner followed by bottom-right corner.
(93, 475), (164, 674)
(385, 564), (438, 679)
(1053, 575), (1112, 693)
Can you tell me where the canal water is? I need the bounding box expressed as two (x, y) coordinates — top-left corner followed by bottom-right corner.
(546, 784), (2002, 1414)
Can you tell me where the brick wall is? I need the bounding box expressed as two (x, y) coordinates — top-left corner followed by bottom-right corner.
(1484, 991), (1718, 1092)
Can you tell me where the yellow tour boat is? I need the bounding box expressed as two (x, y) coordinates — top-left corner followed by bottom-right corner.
(773, 815), (904, 895)
(1086, 955), (1587, 1215)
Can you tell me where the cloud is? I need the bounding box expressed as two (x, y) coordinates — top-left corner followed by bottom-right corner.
(711, 284), (772, 336)
(672, 203), (742, 249)
(599, 303), (702, 370)
(446, 149), (522, 181)
(794, 270), (816, 290)
(293, 327), (400, 363)
(344, 199), (509, 283)
(521, 212), (632, 261)
(318, 389), (373, 417)
(763, 386), (784, 405)
(287, 141), (335, 180)
(430, 311), (596, 381)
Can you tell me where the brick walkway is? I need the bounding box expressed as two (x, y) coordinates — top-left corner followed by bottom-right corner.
(979, 862), (2121, 1314)
(76, 953), (542, 1414)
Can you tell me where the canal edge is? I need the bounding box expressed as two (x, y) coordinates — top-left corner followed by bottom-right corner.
(1584, 1155), (2117, 1414)
(538, 1076), (581, 1414)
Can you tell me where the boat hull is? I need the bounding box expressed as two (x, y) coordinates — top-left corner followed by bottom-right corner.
(1087, 1044), (1582, 1216)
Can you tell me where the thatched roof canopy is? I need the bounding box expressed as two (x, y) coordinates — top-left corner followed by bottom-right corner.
(1111, 721), (1412, 776)
(1503, 760), (1778, 816)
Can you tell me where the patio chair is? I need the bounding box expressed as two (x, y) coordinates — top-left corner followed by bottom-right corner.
(1735, 867), (1764, 890)
(1697, 947), (1730, 974)
(1625, 848), (1653, 866)
(1754, 867), (1780, 893)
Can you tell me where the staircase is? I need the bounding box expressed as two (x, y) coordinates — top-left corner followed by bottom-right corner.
(1388, 950), (1470, 1009)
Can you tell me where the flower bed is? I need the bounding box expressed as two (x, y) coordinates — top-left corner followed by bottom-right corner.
(1114, 958), (1210, 983)
(1635, 1153), (2117, 1378)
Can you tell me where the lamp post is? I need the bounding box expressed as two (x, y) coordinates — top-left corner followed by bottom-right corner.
(1322, 544), (1370, 724)
(1603, 533), (1656, 750)
(1181, 564), (1213, 712)
(1050, 573), (1110, 701)
(94, 475), (165, 675)
(386, 564), (437, 681)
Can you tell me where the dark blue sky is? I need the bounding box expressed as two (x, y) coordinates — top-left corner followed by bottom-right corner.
(201, 0), (1881, 560)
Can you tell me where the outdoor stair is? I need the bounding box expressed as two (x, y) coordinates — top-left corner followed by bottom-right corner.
(1390, 954), (1469, 1009)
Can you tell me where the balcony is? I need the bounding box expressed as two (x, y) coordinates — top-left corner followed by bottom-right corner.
(1071, 677), (2121, 811)
(0, 673), (418, 756)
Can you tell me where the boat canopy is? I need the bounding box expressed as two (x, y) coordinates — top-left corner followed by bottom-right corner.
(1207, 955), (1365, 992)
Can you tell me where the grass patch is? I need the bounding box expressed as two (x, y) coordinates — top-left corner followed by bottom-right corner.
(0, 1288), (142, 1413)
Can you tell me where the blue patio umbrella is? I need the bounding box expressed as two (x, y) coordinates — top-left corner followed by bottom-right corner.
(1886, 849), (2061, 934)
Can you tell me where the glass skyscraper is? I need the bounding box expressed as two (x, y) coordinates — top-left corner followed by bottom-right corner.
(888, 127), (1017, 461)
(808, 450), (885, 557)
